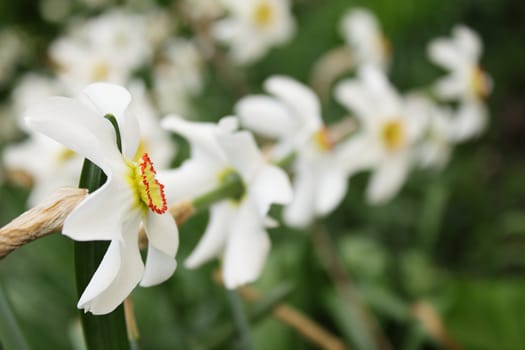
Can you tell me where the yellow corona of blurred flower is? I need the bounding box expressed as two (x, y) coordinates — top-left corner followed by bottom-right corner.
(24, 83), (179, 315)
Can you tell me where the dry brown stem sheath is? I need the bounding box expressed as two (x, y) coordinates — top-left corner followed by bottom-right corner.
(0, 187), (87, 259)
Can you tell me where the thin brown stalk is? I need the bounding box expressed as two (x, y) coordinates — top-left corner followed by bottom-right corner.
(411, 301), (462, 350)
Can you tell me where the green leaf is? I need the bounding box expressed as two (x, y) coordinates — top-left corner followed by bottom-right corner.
(0, 283), (30, 350)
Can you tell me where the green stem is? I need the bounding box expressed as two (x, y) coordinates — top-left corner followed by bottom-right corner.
(225, 290), (254, 350)
(74, 159), (130, 349)
(192, 171), (244, 211)
(0, 283), (30, 350)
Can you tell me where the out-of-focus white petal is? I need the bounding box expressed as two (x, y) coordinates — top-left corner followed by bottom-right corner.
(451, 100), (488, 141)
(157, 159), (219, 204)
(162, 115), (226, 164)
(283, 161), (316, 228)
(63, 176), (133, 242)
(223, 203), (270, 288)
(454, 25), (481, 61)
(216, 130), (263, 180)
(433, 74), (465, 100)
(427, 38), (463, 70)
(366, 155), (410, 205)
(249, 164), (293, 216)
(143, 210), (179, 257)
(336, 134), (381, 175)
(236, 95), (295, 138)
(79, 228), (144, 315)
(185, 202), (236, 268)
(264, 76), (322, 128)
(334, 80), (375, 123)
(140, 245), (177, 287)
(315, 164), (348, 215)
(25, 97), (120, 172)
(359, 66), (400, 115)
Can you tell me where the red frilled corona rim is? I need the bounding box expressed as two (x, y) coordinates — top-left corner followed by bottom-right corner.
(139, 153), (168, 214)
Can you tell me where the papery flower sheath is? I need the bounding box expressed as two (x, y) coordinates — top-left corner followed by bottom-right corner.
(159, 116), (292, 288)
(236, 76), (349, 228)
(24, 83), (179, 315)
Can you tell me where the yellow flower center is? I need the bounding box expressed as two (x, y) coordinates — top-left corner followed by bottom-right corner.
(381, 120), (405, 151)
(252, 1), (274, 28)
(91, 61), (110, 81)
(128, 153), (167, 214)
(470, 66), (490, 100)
(313, 127), (333, 152)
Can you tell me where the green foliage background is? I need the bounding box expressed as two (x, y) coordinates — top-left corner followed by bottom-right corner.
(1, 0), (524, 349)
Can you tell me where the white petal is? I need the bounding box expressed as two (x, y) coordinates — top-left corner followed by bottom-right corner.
(433, 74), (465, 100)
(63, 176), (134, 242)
(235, 95), (296, 139)
(359, 66), (401, 115)
(161, 115), (226, 163)
(140, 244), (177, 287)
(427, 38), (463, 70)
(249, 164), (293, 216)
(264, 76), (322, 128)
(78, 222), (144, 315)
(223, 203), (270, 288)
(315, 162), (348, 215)
(143, 210), (179, 257)
(82, 83), (138, 160)
(334, 80), (376, 123)
(25, 97), (120, 173)
(454, 25), (481, 61)
(451, 100), (488, 141)
(366, 155), (410, 205)
(157, 159), (219, 204)
(335, 134), (381, 175)
(216, 130), (263, 180)
(185, 202), (236, 268)
(283, 161), (316, 228)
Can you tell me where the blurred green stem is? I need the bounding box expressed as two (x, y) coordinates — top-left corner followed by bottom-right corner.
(313, 222), (392, 350)
(0, 283), (30, 350)
(225, 290), (254, 350)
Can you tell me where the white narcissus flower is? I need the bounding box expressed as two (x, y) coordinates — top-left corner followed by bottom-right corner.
(49, 10), (151, 90)
(213, 0), (295, 64)
(335, 66), (427, 204)
(427, 25), (491, 141)
(159, 116), (292, 288)
(24, 83), (179, 315)
(340, 8), (390, 71)
(236, 76), (349, 228)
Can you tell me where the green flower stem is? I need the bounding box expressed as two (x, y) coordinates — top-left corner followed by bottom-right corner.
(191, 171), (244, 212)
(0, 283), (30, 350)
(225, 290), (254, 350)
(75, 158), (130, 350)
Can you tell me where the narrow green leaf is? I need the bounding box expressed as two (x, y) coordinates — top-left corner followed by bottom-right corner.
(0, 283), (30, 350)
(74, 158), (130, 350)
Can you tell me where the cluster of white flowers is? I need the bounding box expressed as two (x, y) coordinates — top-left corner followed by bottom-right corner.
(0, 5), (491, 316)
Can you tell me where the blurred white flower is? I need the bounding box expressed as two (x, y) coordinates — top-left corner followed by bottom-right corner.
(25, 83), (179, 314)
(153, 38), (204, 115)
(236, 76), (348, 228)
(340, 8), (390, 71)
(49, 10), (152, 91)
(335, 66), (427, 204)
(428, 25), (491, 141)
(160, 116), (292, 288)
(415, 98), (455, 170)
(183, 0), (225, 20)
(213, 0), (295, 64)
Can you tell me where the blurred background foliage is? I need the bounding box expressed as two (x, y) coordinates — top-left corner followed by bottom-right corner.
(1, 0), (524, 349)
